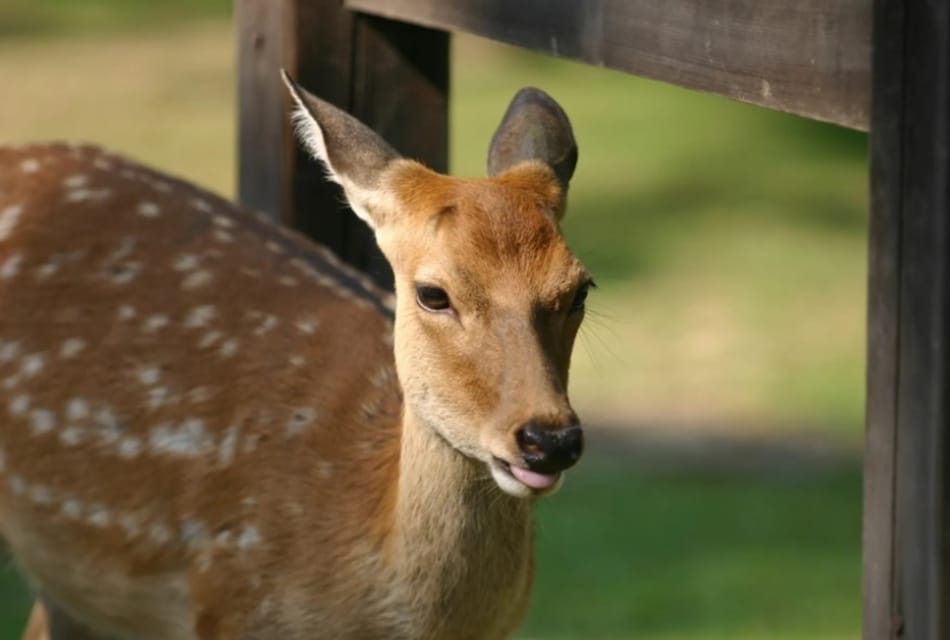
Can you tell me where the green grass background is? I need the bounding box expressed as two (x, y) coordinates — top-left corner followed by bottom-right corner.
(0, 2), (866, 638)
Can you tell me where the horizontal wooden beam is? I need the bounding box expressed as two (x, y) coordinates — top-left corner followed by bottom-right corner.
(345, 0), (870, 130)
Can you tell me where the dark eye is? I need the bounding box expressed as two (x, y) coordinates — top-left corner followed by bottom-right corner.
(570, 281), (593, 313)
(416, 284), (451, 312)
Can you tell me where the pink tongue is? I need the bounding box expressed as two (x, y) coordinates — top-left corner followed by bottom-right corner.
(510, 465), (560, 490)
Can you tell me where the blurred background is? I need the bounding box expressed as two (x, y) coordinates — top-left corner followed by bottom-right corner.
(0, 1), (867, 638)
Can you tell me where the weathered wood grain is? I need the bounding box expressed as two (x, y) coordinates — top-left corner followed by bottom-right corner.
(864, 0), (950, 637)
(345, 0), (870, 130)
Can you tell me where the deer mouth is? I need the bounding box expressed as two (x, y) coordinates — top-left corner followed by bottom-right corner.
(490, 457), (563, 497)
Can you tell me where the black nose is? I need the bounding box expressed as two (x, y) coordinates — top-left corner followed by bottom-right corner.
(515, 420), (584, 474)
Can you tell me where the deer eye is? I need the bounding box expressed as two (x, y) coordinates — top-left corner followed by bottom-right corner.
(570, 281), (594, 313)
(415, 284), (452, 313)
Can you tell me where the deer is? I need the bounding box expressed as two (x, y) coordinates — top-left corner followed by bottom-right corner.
(0, 73), (590, 639)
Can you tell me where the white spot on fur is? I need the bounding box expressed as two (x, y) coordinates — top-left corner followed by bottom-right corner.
(173, 254), (200, 272)
(66, 398), (89, 421)
(8, 394), (29, 416)
(198, 331), (222, 349)
(278, 276), (298, 287)
(8, 475), (26, 495)
(117, 304), (137, 320)
(237, 525), (261, 550)
(0, 204), (23, 242)
(63, 174), (90, 189)
(252, 315), (278, 336)
(265, 241), (284, 255)
(93, 157), (114, 171)
(2, 374), (21, 390)
(137, 201), (161, 218)
(21, 353), (44, 377)
(118, 436), (143, 459)
(149, 419), (212, 456)
(20, 158), (40, 173)
(1, 253), (23, 279)
(182, 270), (213, 290)
(143, 314), (170, 333)
(184, 305), (215, 328)
(118, 512), (142, 537)
(182, 519), (210, 549)
(218, 426), (239, 466)
(138, 367), (161, 386)
(34, 261), (58, 280)
(289, 355), (305, 367)
(60, 338), (86, 359)
(30, 408), (56, 435)
(190, 198), (212, 213)
(0, 341), (20, 363)
(60, 427), (85, 446)
(286, 408), (317, 437)
(94, 407), (122, 445)
(218, 339), (239, 358)
(212, 215), (235, 229)
(239, 267), (261, 279)
(147, 386), (171, 411)
(149, 523), (172, 545)
(110, 261), (143, 285)
(213, 229), (234, 243)
(317, 461), (334, 479)
(61, 499), (83, 519)
(87, 505), (112, 528)
(186, 386), (213, 404)
(295, 320), (318, 335)
(65, 188), (112, 203)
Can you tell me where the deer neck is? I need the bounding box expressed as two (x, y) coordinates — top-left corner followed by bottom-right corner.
(388, 410), (534, 635)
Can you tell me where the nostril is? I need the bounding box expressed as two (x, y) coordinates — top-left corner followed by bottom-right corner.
(516, 422), (546, 453)
(515, 421), (585, 474)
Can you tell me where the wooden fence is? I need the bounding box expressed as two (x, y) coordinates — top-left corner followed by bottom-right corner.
(234, 1), (949, 637)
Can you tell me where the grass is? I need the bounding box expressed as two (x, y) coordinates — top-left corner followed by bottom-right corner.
(0, 5), (866, 639)
(525, 461), (861, 639)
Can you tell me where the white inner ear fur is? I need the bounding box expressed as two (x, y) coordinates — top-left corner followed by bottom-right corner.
(288, 97), (382, 230)
(289, 101), (337, 183)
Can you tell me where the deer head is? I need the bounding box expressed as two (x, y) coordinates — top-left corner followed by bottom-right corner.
(284, 73), (589, 498)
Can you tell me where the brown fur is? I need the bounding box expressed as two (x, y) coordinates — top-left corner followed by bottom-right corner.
(0, 141), (586, 639)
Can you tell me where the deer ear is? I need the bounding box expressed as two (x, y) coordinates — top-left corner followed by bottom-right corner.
(282, 71), (400, 230)
(487, 87), (578, 190)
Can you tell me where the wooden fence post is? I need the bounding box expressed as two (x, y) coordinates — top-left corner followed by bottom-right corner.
(235, 0), (449, 288)
(864, 0), (950, 637)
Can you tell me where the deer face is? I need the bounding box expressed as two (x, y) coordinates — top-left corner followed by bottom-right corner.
(285, 76), (587, 498)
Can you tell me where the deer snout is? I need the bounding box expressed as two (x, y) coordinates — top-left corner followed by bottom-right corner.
(515, 419), (584, 474)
